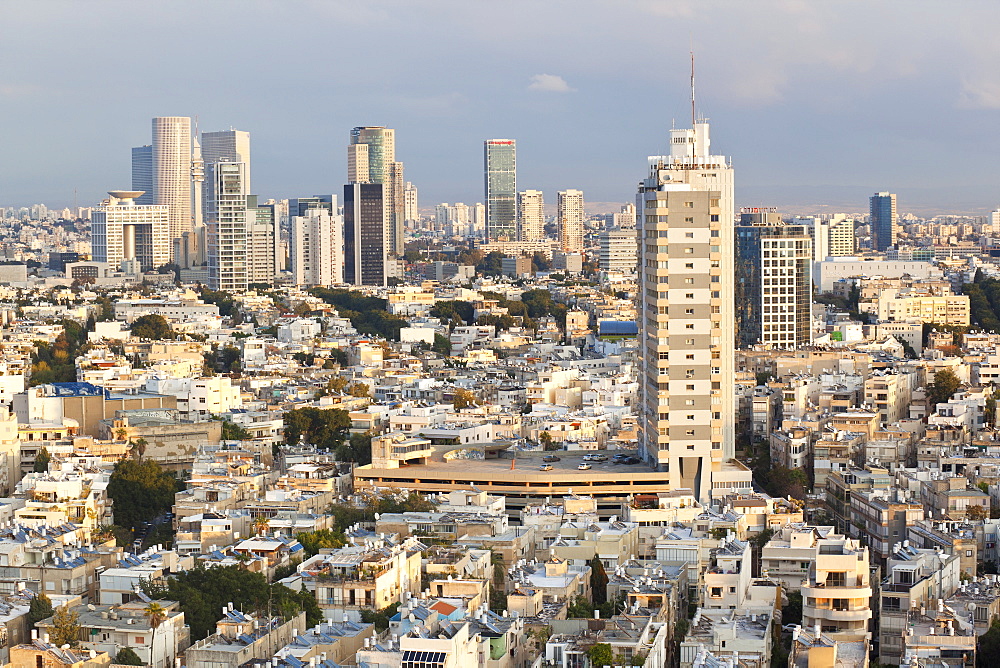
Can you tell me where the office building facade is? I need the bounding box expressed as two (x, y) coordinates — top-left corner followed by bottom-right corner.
(151, 117), (193, 245)
(484, 139), (517, 241)
(344, 183), (386, 286)
(517, 190), (544, 242)
(349, 127), (404, 255)
(130, 146), (153, 205)
(202, 129), (251, 216)
(735, 209), (812, 349)
(637, 119), (735, 502)
(871, 192), (898, 251)
(291, 204), (343, 287)
(598, 228), (637, 273)
(91, 191), (170, 271)
(558, 189), (585, 251)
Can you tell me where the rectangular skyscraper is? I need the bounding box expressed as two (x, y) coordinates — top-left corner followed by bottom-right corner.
(518, 190), (544, 242)
(485, 139), (517, 241)
(202, 129), (251, 214)
(344, 183), (386, 287)
(92, 191), (170, 271)
(151, 117), (193, 246)
(291, 197), (343, 286)
(870, 192), (897, 251)
(558, 189), (585, 251)
(349, 127), (404, 255)
(735, 209), (812, 349)
(638, 119), (737, 503)
(131, 146), (153, 204)
(207, 162), (249, 292)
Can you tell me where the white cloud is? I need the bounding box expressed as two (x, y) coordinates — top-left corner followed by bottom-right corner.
(528, 74), (575, 93)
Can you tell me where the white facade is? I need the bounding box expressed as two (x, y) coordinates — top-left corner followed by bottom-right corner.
(598, 227), (637, 273)
(403, 181), (418, 223)
(91, 192), (170, 271)
(291, 207), (343, 286)
(814, 259), (942, 292)
(247, 201), (279, 285)
(518, 190), (544, 242)
(144, 376), (241, 417)
(638, 119), (735, 502)
(207, 162), (249, 292)
(201, 129), (251, 210)
(151, 116), (192, 245)
(558, 189), (584, 251)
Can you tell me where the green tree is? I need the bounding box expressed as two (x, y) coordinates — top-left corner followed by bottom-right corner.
(28, 593), (53, 627)
(114, 648), (144, 665)
(107, 459), (182, 530)
(143, 602), (167, 666)
(928, 368), (962, 408)
(432, 333), (452, 356)
(587, 643), (614, 667)
(979, 619), (1000, 668)
(130, 314), (174, 340)
(360, 603), (399, 632)
(221, 420), (252, 441)
(590, 556), (609, 606)
(142, 564), (320, 641)
(296, 529), (346, 556)
(50, 604), (81, 647)
(283, 407), (353, 449)
(347, 382), (370, 398)
(783, 590), (803, 626)
(33, 447), (50, 473)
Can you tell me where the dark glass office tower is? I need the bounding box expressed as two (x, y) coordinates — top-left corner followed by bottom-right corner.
(870, 192), (897, 251)
(484, 139), (517, 241)
(344, 182), (386, 286)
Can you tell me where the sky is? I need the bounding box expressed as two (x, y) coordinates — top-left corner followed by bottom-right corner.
(3, 0), (1000, 216)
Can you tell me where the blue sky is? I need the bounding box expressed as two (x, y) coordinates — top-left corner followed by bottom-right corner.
(4, 0), (1000, 215)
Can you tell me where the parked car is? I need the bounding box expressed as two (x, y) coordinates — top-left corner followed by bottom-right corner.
(542, 455), (561, 463)
(589, 454), (608, 462)
(539, 464), (553, 471)
(578, 463), (592, 470)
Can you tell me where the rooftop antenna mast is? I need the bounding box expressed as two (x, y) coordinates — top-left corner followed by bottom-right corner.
(690, 51), (696, 127)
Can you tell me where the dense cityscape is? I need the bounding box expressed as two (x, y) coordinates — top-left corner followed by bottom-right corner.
(5, 6), (1000, 668)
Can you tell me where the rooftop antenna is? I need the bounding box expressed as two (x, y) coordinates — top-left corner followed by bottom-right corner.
(690, 50), (696, 127)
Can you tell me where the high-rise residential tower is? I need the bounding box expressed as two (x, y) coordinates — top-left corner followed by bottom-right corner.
(91, 190), (170, 271)
(637, 118), (736, 502)
(870, 192), (898, 251)
(151, 117), (193, 245)
(558, 189), (585, 251)
(484, 139), (517, 241)
(735, 209), (812, 349)
(518, 190), (544, 242)
(344, 183), (386, 286)
(291, 197), (343, 286)
(349, 127), (404, 255)
(403, 182), (419, 227)
(202, 129), (251, 214)
(207, 162), (249, 292)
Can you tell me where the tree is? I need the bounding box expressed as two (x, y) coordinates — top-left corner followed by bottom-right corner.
(453, 388), (477, 409)
(114, 648), (144, 665)
(969, 504), (988, 521)
(296, 529), (346, 557)
(347, 382), (370, 398)
(131, 437), (148, 462)
(33, 447), (50, 473)
(783, 591), (803, 626)
(50, 605), (81, 647)
(928, 369), (962, 408)
(979, 619), (1000, 668)
(28, 593), (53, 627)
(107, 459), (182, 530)
(130, 315), (174, 340)
(765, 466), (810, 500)
(251, 516), (270, 535)
(143, 602), (167, 666)
(540, 431), (556, 450)
(587, 643), (614, 668)
(432, 333), (452, 356)
(283, 407), (352, 449)
(590, 556), (609, 606)
(360, 603), (400, 632)
(142, 564), (321, 641)
(221, 420), (252, 441)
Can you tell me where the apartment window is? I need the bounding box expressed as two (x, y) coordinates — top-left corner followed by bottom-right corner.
(684, 201), (695, 208)
(687, 414), (695, 420)
(685, 232), (694, 238)
(685, 217), (694, 223)
(686, 354), (695, 360)
(686, 338), (695, 345)
(686, 429), (695, 436)
(684, 247), (694, 254)
(685, 308), (695, 315)
(686, 293), (694, 299)
(686, 384), (695, 391)
(658, 351), (669, 360)
(684, 278), (694, 284)
(686, 323), (694, 329)
(685, 399), (695, 406)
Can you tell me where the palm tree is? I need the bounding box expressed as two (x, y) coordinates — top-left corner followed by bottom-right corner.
(251, 516), (270, 535)
(114, 427), (128, 442)
(131, 438), (148, 462)
(143, 602), (167, 668)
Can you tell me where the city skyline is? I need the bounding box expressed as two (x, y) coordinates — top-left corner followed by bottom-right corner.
(4, 1), (1000, 214)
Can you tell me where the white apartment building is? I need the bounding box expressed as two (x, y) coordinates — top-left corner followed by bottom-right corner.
(558, 189), (584, 251)
(207, 161), (249, 292)
(517, 190), (544, 242)
(801, 535), (872, 641)
(598, 228), (637, 273)
(291, 207), (343, 286)
(91, 191), (170, 271)
(637, 118), (735, 502)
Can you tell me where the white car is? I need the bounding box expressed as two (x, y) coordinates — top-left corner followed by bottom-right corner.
(578, 463), (592, 470)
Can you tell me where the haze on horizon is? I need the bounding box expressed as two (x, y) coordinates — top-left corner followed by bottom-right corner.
(3, 0), (999, 216)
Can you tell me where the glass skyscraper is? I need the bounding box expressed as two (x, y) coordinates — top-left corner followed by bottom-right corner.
(484, 139), (517, 241)
(870, 191), (897, 251)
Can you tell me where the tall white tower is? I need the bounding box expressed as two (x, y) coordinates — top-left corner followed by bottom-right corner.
(558, 189), (585, 251)
(518, 190), (544, 242)
(637, 117), (736, 502)
(151, 117), (193, 246)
